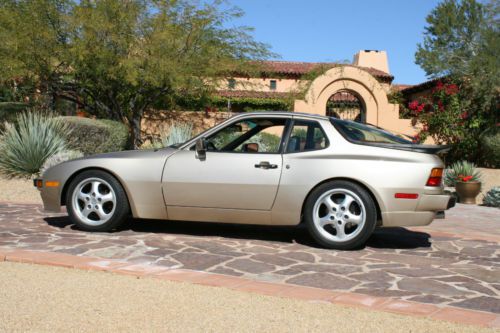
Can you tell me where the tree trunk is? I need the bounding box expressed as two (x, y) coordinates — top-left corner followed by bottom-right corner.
(129, 113), (143, 149)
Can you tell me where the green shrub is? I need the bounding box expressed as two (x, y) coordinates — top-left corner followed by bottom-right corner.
(444, 160), (482, 187)
(40, 149), (83, 175)
(62, 117), (129, 155)
(483, 187), (500, 208)
(0, 111), (70, 178)
(480, 127), (500, 168)
(0, 102), (29, 130)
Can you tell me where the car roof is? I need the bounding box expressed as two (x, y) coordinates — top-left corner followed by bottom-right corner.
(230, 111), (330, 121)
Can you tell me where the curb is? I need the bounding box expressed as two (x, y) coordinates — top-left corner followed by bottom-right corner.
(0, 248), (498, 329)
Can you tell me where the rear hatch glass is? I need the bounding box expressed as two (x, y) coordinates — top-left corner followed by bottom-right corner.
(330, 118), (449, 154)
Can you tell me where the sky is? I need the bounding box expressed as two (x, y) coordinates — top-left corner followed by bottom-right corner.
(226, 0), (442, 84)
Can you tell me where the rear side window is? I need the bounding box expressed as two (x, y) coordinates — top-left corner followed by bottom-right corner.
(331, 118), (412, 144)
(286, 120), (329, 153)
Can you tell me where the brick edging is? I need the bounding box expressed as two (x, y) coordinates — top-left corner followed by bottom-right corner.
(0, 249), (498, 328)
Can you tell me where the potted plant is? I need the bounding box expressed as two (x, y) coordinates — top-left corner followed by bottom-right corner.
(445, 161), (482, 204)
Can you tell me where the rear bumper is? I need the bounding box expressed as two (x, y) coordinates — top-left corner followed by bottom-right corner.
(416, 194), (453, 211)
(382, 194), (455, 227)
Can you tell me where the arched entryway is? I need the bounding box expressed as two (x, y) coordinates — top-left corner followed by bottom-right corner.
(326, 90), (365, 123)
(294, 66), (415, 135)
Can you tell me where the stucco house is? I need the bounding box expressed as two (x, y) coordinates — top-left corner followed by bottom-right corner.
(214, 50), (423, 138)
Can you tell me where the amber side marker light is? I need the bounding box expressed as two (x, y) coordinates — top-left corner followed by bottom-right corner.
(45, 181), (60, 187)
(426, 168), (444, 187)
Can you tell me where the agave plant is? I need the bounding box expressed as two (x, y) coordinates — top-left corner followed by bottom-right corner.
(483, 187), (500, 208)
(0, 110), (71, 178)
(40, 149), (83, 175)
(162, 123), (194, 147)
(444, 161), (482, 187)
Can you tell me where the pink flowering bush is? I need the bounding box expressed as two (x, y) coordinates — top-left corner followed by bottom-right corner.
(404, 80), (485, 162)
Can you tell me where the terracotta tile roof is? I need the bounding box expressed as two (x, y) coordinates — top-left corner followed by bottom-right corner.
(392, 84), (414, 92)
(329, 91), (360, 103)
(251, 60), (394, 81)
(399, 77), (448, 94)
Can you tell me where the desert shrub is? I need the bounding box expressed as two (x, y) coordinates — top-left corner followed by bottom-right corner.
(0, 111), (70, 178)
(40, 149), (83, 175)
(162, 123), (194, 147)
(483, 187), (500, 208)
(62, 117), (129, 155)
(444, 160), (482, 187)
(139, 140), (164, 150)
(480, 127), (500, 168)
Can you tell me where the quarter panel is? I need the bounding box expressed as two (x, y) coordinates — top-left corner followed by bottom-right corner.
(272, 132), (445, 225)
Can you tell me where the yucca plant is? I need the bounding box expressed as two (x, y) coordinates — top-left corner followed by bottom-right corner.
(444, 161), (482, 187)
(0, 110), (71, 178)
(40, 149), (83, 175)
(483, 187), (500, 208)
(162, 123), (194, 147)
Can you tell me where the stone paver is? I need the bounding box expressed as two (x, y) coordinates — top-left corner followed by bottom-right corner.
(0, 202), (499, 316)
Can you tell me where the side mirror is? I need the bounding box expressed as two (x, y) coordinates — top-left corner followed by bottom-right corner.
(195, 138), (207, 161)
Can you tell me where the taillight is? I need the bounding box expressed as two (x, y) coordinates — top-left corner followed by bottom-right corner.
(426, 168), (443, 186)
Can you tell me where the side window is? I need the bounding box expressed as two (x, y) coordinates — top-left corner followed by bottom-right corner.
(205, 118), (286, 154)
(286, 120), (328, 153)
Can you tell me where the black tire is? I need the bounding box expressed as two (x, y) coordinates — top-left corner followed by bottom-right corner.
(304, 180), (377, 250)
(66, 170), (130, 232)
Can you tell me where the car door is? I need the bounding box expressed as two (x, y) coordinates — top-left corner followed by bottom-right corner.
(162, 116), (289, 211)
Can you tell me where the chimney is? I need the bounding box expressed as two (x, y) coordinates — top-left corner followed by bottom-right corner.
(352, 50), (390, 74)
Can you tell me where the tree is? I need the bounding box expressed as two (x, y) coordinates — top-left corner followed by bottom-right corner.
(0, 0), (272, 148)
(415, 0), (499, 161)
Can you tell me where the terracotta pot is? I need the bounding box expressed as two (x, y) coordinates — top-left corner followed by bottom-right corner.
(455, 181), (481, 204)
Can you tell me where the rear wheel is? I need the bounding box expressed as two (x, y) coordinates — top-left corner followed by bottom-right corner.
(66, 170), (129, 232)
(304, 180), (377, 250)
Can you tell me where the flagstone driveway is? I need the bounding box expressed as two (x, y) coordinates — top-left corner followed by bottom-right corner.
(0, 202), (499, 315)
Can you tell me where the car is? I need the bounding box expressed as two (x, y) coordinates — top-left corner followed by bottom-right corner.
(35, 112), (455, 250)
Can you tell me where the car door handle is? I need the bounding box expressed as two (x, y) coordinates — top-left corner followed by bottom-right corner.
(255, 161), (278, 169)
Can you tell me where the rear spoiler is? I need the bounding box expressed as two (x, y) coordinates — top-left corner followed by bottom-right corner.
(363, 143), (451, 155)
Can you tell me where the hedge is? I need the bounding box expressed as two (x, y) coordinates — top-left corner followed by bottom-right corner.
(0, 102), (29, 130)
(61, 116), (129, 155)
(480, 127), (500, 168)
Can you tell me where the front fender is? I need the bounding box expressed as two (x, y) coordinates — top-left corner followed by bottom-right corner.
(39, 148), (176, 219)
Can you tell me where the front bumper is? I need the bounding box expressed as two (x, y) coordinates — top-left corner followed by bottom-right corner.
(33, 178), (62, 212)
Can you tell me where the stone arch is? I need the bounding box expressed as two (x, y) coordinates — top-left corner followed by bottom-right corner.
(294, 66), (416, 135)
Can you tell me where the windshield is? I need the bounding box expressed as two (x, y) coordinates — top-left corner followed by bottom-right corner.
(330, 118), (412, 144)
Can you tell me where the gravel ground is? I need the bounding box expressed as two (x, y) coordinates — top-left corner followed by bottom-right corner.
(0, 176), (41, 204)
(0, 262), (494, 333)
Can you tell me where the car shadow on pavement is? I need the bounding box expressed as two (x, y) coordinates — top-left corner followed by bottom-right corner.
(44, 216), (432, 250)
(368, 227), (431, 249)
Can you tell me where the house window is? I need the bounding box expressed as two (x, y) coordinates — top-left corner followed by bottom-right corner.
(270, 80), (277, 91)
(228, 78), (236, 89)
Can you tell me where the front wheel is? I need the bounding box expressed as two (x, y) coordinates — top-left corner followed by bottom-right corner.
(304, 180), (377, 250)
(66, 170), (130, 232)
